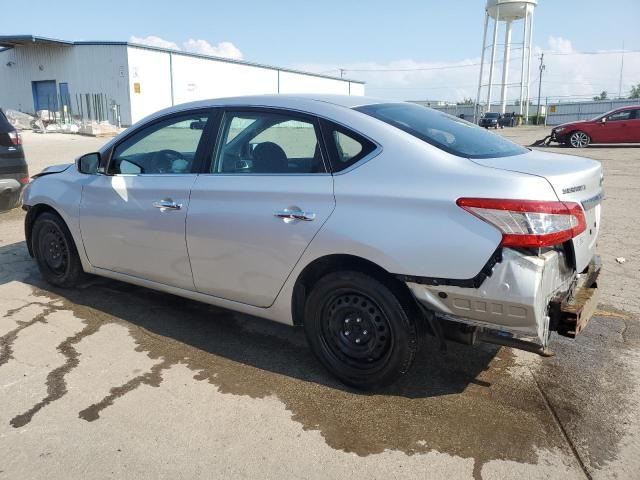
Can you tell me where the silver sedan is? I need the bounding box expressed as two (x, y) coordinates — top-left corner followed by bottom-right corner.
(22, 95), (603, 388)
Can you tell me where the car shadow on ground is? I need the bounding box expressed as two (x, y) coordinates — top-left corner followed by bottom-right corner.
(0, 240), (499, 400)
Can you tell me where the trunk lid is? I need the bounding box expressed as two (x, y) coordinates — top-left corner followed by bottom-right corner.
(471, 149), (603, 272)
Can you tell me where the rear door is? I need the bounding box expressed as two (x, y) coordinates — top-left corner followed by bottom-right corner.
(625, 108), (640, 142)
(80, 111), (212, 289)
(186, 108), (335, 307)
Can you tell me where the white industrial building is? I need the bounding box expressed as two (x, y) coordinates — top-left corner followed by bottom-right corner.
(0, 35), (364, 126)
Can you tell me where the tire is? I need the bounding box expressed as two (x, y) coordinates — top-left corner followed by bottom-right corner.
(569, 130), (590, 148)
(303, 271), (418, 389)
(32, 211), (86, 288)
(0, 191), (21, 212)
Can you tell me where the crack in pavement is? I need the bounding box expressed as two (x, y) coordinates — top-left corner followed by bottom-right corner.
(0, 302), (59, 367)
(529, 366), (592, 480)
(78, 358), (173, 422)
(9, 311), (103, 428)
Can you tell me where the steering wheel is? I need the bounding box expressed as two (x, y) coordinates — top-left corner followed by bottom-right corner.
(151, 149), (188, 173)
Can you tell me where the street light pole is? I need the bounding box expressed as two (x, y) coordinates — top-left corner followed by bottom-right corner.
(536, 53), (545, 125)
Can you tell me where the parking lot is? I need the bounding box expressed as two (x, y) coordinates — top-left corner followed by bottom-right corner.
(1, 128), (639, 479)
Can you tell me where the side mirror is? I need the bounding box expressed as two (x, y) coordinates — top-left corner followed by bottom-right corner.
(77, 152), (101, 174)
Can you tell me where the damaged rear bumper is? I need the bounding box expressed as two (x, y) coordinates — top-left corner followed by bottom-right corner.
(405, 248), (600, 346)
(549, 256), (601, 338)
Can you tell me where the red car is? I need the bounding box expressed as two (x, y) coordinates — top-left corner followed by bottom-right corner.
(551, 105), (640, 147)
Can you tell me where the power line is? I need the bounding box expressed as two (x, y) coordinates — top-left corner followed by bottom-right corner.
(316, 49), (640, 75)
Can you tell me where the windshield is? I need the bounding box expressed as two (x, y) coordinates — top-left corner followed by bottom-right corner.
(484, 112), (499, 118)
(356, 103), (528, 159)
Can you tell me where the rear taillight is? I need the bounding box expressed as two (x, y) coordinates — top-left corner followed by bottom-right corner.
(457, 198), (586, 248)
(19, 176), (29, 185)
(8, 130), (22, 146)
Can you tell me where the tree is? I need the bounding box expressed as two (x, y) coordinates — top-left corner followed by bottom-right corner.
(629, 83), (640, 99)
(593, 91), (608, 101)
(457, 98), (474, 105)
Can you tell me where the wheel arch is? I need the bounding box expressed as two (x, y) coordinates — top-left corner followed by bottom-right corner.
(290, 253), (417, 326)
(24, 203), (66, 257)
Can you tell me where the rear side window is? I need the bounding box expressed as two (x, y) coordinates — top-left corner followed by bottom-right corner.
(321, 121), (376, 172)
(355, 103), (527, 159)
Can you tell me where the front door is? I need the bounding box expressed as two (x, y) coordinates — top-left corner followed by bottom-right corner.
(79, 111), (212, 289)
(595, 109), (634, 143)
(186, 109), (335, 307)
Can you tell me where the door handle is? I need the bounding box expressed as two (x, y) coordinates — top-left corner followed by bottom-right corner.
(153, 199), (182, 211)
(274, 209), (316, 222)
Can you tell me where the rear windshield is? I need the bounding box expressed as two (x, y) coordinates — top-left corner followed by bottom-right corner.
(355, 103), (528, 159)
(0, 109), (12, 132)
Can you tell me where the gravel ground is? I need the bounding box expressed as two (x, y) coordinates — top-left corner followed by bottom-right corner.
(0, 128), (638, 479)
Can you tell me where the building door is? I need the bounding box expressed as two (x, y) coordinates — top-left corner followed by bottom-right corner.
(59, 83), (71, 120)
(31, 80), (58, 112)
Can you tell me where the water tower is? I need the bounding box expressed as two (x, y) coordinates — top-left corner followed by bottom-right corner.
(475, 0), (537, 121)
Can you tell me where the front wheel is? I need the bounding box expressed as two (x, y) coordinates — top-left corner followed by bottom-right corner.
(32, 212), (86, 288)
(569, 131), (590, 148)
(303, 271), (418, 389)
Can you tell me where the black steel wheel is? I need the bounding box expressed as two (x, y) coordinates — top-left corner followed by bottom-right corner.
(32, 211), (86, 288)
(304, 271), (418, 389)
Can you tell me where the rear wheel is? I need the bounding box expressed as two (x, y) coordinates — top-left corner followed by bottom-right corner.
(569, 130), (590, 148)
(32, 212), (86, 288)
(303, 271), (418, 389)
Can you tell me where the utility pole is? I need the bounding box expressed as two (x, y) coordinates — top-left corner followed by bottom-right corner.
(618, 41), (625, 98)
(535, 53), (545, 126)
(339, 68), (346, 79)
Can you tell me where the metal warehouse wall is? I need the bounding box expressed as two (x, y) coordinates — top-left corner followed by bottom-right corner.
(126, 45), (363, 124)
(546, 99), (640, 125)
(0, 44), (131, 124)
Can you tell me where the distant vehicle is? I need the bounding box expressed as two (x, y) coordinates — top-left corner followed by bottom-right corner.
(499, 112), (518, 128)
(0, 109), (28, 211)
(479, 111), (502, 129)
(23, 95), (602, 388)
(551, 105), (640, 148)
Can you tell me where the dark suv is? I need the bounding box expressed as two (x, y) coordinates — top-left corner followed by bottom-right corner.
(0, 109), (28, 211)
(479, 112), (502, 129)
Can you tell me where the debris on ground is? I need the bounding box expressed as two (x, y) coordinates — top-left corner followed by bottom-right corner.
(616, 257), (627, 264)
(530, 135), (552, 147)
(4, 109), (36, 130)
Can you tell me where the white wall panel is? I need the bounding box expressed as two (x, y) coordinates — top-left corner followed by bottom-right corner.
(171, 54), (278, 105)
(278, 71), (350, 95)
(349, 82), (365, 96)
(126, 47), (172, 124)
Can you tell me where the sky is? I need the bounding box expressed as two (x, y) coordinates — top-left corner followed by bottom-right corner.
(6, 0), (640, 103)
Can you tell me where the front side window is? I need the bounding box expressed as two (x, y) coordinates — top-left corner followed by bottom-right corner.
(607, 110), (633, 122)
(356, 103), (528, 159)
(110, 113), (209, 174)
(212, 111), (326, 174)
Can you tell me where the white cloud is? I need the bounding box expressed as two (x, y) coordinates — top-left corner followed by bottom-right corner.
(129, 35), (179, 50)
(128, 35), (243, 60)
(294, 36), (640, 104)
(547, 36), (574, 54)
(183, 39), (243, 60)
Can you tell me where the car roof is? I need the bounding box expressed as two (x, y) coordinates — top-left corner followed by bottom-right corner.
(152, 94), (387, 117)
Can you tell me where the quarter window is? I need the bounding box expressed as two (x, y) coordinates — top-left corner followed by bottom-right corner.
(110, 113), (209, 174)
(323, 122), (377, 172)
(213, 111), (326, 174)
